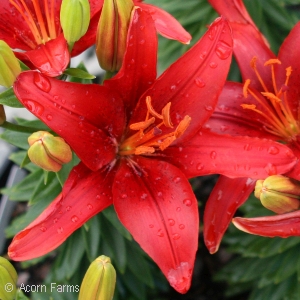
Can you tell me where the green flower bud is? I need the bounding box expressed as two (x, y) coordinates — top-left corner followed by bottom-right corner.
(79, 255), (116, 300)
(0, 41), (21, 88)
(255, 175), (300, 214)
(0, 105), (6, 125)
(60, 0), (90, 48)
(28, 131), (72, 172)
(96, 0), (134, 72)
(0, 257), (18, 300)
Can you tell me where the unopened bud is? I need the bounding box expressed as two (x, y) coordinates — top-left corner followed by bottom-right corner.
(79, 255), (116, 300)
(0, 105), (6, 125)
(255, 175), (300, 214)
(28, 131), (72, 172)
(60, 0), (90, 48)
(0, 41), (21, 88)
(96, 0), (134, 72)
(0, 257), (17, 300)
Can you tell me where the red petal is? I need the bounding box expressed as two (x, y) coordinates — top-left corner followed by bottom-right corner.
(14, 71), (125, 171)
(233, 210), (300, 237)
(8, 163), (114, 261)
(275, 22), (300, 119)
(204, 176), (255, 254)
(137, 3), (191, 44)
(206, 81), (276, 139)
(285, 141), (300, 181)
(113, 157), (198, 294)
(163, 129), (297, 179)
(24, 34), (70, 76)
(130, 16), (232, 142)
(104, 8), (157, 116)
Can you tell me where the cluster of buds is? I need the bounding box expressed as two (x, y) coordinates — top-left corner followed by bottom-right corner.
(254, 175), (300, 214)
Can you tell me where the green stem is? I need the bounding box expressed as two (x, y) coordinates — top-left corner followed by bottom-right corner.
(0, 121), (38, 133)
(102, 70), (115, 83)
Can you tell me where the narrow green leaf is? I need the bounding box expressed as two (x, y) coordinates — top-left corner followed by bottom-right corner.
(0, 87), (23, 107)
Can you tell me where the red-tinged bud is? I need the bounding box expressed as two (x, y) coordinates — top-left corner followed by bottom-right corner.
(0, 105), (6, 125)
(28, 131), (72, 172)
(96, 0), (134, 72)
(254, 175), (300, 214)
(0, 41), (21, 88)
(0, 256), (18, 300)
(60, 0), (91, 49)
(79, 255), (116, 300)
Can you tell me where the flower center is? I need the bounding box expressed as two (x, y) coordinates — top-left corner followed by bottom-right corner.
(241, 57), (300, 141)
(10, 0), (58, 48)
(119, 96), (191, 156)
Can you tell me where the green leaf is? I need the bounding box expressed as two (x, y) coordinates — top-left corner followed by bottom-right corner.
(63, 67), (96, 80)
(0, 87), (23, 107)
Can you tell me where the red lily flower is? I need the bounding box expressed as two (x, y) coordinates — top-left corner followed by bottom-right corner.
(9, 10), (296, 292)
(1, 0), (102, 76)
(204, 0), (300, 252)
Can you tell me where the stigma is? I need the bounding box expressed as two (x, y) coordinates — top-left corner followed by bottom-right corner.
(10, 0), (59, 48)
(241, 56), (300, 141)
(119, 96), (191, 156)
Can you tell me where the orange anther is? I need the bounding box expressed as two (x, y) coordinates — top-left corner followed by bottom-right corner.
(264, 59), (281, 66)
(243, 79), (251, 98)
(162, 102), (173, 128)
(175, 116), (191, 138)
(146, 96), (162, 119)
(135, 146), (155, 155)
(129, 117), (155, 131)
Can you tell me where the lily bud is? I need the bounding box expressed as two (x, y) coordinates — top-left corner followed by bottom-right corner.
(60, 0), (90, 48)
(0, 105), (6, 125)
(96, 0), (134, 72)
(79, 255), (116, 300)
(0, 257), (18, 300)
(28, 131), (72, 172)
(254, 175), (300, 214)
(0, 41), (21, 88)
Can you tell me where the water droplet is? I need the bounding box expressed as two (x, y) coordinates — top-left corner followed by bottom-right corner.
(205, 105), (213, 111)
(179, 224), (185, 230)
(220, 125), (228, 132)
(87, 204), (93, 210)
(183, 199), (192, 207)
(57, 227), (63, 234)
(96, 195), (101, 200)
(71, 215), (78, 223)
(141, 193), (148, 199)
(168, 219), (175, 226)
(176, 207), (181, 212)
(66, 206), (71, 212)
(209, 62), (218, 69)
(199, 51), (207, 59)
(121, 194), (127, 199)
(46, 114), (52, 121)
(157, 229), (164, 237)
(244, 164), (250, 171)
(140, 25), (145, 30)
(139, 39), (145, 45)
(194, 77), (206, 88)
(173, 233), (181, 240)
(208, 26), (217, 40)
(173, 177), (181, 183)
(196, 163), (204, 170)
(23, 100), (44, 116)
(210, 151), (217, 159)
(40, 226), (47, 232)
(170, 85), (176, 91)
(33, 72), (51, 92)
(142, 63), (147, 68)
(244, 144), (252, 151)
(268, 146), (279, 155)
(265, 163), (277, 175)
(149, 224), (154, 228)
(157, 191), (163, 197)
(215, 41), (232, 60)
(53, 218), (58, 224)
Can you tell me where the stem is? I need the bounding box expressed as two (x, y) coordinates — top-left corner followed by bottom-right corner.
(0, 121), (38, 133)
(102, 70), (115, 83)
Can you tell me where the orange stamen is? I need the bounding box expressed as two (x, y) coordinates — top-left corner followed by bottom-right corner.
(250, 57), (268, 92)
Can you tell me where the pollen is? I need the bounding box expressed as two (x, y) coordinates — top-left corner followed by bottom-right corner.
(119, 96), (191, 156)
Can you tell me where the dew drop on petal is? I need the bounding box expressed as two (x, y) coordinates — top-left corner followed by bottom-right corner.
(87, 204), (93, 210)
(179, 224), (185, 230)
(173, 177), (181, 183)
(121, 194), (128, 199)
(215, 41), (232, 60)
(265, 163), (277, 175)
(57, 227), (64, 234)
(194, 77), (206, 88)
(209, 62), (218, 69)
(167, 262), (192, 293)
(210, 151), (217, 159)
(168, 219), (175, 226)
(53, 218), (58, 224)
(40, 226), (47, 232)
(46, 114), (52, 121)
(33, 72), (51, 92)
(157, 229), (164, 237)
(176, 207), (181, 212)
(23, 100), (44, 116)
(183, 199), (192, 207)
(268, 146), (279, 155)
(71, 215), (78, 223)
(66, 206), (71, 212)
(244, 144), (252, 151)
(205, 105), (213, 112)
(196, 163), (204, 170)
(173, 233), (181, 240)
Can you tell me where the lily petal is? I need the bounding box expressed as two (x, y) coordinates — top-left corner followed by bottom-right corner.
(8, 163), (115, 261)
(104, 7), (157, 115)
(137, 2), (191, 44)
(130, 16), (232, 142)
(275, 22), (300, 118)
(14, 71), (125, 171)
(285, 142), (300, 181)
(204, 176), (255, 254)
(163, 128), (297, 179)
(23, 34), (69, 76)
(113, 157), (198, 294)
(233, 210), (300, 237)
